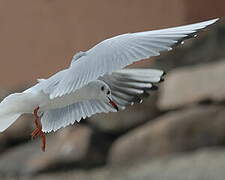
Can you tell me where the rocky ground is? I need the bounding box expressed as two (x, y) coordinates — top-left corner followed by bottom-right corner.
(0, 19), (225, 180)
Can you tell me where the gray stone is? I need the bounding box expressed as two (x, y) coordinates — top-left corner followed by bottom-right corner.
(29, 148), (225, 180)
(0, 125), (94, 175)
(121, 148), (225, 180)
(0, 114), (33, 152)
(0, 139), (42, 176)
(26, 125), (93, 174)
(158, 60), (225, 110)
(108, 105), (225, 166)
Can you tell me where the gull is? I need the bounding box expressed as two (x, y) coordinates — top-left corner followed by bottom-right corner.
(0, 18), (219, 151)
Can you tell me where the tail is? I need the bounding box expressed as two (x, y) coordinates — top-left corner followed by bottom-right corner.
(0, 113), (21, 132)
(0, 92), (30, 132)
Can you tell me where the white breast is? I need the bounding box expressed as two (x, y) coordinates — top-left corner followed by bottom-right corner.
(39, 83), (96, 111)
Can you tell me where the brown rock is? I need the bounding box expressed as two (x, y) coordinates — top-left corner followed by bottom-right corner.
(0, 139), (42, 176)
(0, 113), (33, 152)
(0, 125), (94, 175)
(24, 125), (93, 174)
(108, 105), (225, 166)
(32, 148), (225, 180)
(88, 93), (160, 133)
(158, 60), (225, 110)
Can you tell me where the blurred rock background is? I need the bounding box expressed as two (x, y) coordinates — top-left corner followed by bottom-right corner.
(0, 0), (225, 180)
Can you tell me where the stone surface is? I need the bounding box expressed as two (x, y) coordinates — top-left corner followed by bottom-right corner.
(88, 93), (160, 133)
(121, 148), (225, 180)
(158, 60), (225, 110)
(13, 148), (225, 180)
(0, 125), (95, 175)
(108, 105), (225, 166)
(0, 114), (33, 150)
(27, 125), (93, 174)
(0, 139), (43, 176)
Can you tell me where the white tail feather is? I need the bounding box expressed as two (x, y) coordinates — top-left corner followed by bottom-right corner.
(0, 92), (31, 132)
(0, 113), (21, 132)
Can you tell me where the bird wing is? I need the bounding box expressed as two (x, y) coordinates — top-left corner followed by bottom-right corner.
(41, 68), (164, 132)
(26, 69), (68, 94)
(100, 68), (164, 110)
(49, 18), (218, 99)
(41, 99), (116, 132)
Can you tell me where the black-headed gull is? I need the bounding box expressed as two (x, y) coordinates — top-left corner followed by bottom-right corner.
(0, 18), (219, 151)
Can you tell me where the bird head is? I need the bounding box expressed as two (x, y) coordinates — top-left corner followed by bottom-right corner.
(93, 80), (118, 111)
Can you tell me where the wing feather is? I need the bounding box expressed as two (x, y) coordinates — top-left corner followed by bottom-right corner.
(101, 68), (165, 110)
(41, 99), (115, 132)
(50, 19), (218, 98)
(41, 68), (166, 132)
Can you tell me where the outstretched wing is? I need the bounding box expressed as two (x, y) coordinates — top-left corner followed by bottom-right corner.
(41, 99), (116, 132)
(50, 19), (218, 99)
(41, 68), (165, 132)
(100, 68), (164, 110)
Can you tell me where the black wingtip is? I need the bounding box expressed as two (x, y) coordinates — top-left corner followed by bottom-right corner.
(151, 85), (158, 91)
(159, 78), (164, 83)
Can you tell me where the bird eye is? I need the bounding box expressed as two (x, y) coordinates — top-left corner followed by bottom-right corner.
(101, 86), (105, 91)
(107, 90), (110, 95)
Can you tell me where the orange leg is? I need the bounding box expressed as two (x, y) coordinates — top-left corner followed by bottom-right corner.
(31, 107), (46, 152)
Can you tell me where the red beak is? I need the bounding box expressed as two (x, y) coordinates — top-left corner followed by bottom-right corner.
(108, 97), (119, 111)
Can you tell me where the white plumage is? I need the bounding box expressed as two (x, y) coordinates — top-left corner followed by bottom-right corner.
(50, 19), (219, 99)
(0, 18), (218, 134)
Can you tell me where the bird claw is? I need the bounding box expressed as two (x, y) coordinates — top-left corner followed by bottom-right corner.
(31, 106), (46, 152)
(31, 127), (46, 152)
(31, 128), (40, 139)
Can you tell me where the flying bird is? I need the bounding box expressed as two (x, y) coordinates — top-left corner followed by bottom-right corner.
(0, 18), (219, 151)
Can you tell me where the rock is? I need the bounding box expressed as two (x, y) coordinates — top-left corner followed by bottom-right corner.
(88, 93), (160, 133)
(0, 139), (42, 176)
(121, 148), (225, 180)
(108, 105), (225, 166)
(30, 148), (225, 180)
(0, 114), (33, 152)
(0, 125), (95, 175)
(158, 60), (225, 110)
(26, 125), (93, 174)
